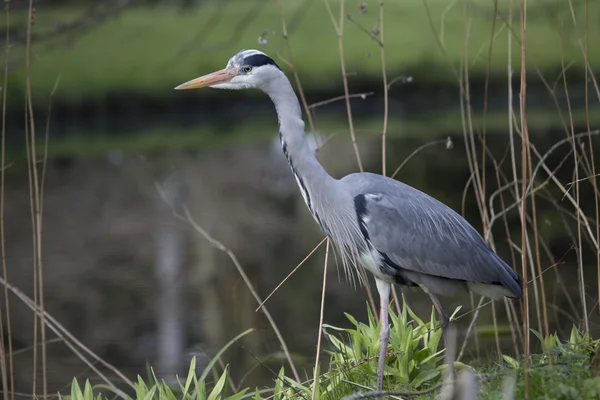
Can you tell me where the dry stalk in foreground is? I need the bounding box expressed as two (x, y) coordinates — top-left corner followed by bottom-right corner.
(256, 236), (327, 312)
(0, 1), (14, 399)
(311, 238), (330, 400)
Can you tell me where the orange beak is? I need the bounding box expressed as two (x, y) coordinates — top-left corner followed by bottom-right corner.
(174, 68), (238, 90)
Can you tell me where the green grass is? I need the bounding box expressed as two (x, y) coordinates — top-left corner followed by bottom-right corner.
(3, 0), (598, 101)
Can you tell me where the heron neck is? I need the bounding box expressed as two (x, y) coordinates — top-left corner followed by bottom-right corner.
(264, 73), (365, 284)
(264, 74), (336, 187)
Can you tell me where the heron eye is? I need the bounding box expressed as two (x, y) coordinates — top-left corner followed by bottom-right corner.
(243, 66), (253, 73)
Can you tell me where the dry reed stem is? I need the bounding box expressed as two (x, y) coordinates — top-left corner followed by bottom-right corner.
(512, 120), (598, 252)
(486, 131), (600, 234)
(390, 138), (450, 180)
(565, 0), (600, 103)
(322, 0), (363, 173)
(564, 0), (600, 318)
(480, 1), (503, 359)
(378, 0), (388, 177)
(579, 0), (600, 307)
(557, 18), (589, 334)
(457, 297), (484, 362)
(527, 134), (552, 348)
(493, 162), (521, 357)
(275, 0), (315, 134)
(422, 0), (460, 81)
(518, 0), (531, 394)
(0, 1), (14, 399)
(468, 293), (481, 361)
(308, 92), (373, 111)
(23, 0), (48, 396)
(458, 0), (489, 362)
(310, 238), (329, 400)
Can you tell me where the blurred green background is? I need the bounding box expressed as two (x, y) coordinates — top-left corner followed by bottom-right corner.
(3, 0), (599, 156)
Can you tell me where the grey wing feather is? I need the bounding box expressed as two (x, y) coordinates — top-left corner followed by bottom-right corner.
(342, 173), (522, 298)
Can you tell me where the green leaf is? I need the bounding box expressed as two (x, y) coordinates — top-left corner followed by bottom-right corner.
(83, 380), (94, 400)
(273, 367), (285, 400)
(207, 366), (229, 400)
(93, 384), (130, 400)
(453, 361), (470, 370)
(502, 354), (520, 369)
(449, 306), (462, 321)
(199, 328), (255, 384)
(252, 388), (263, 400)
(141, 386), (157, 400)
(163, 384), (177, 400)
(413, 347), (432, 364)
(344, 312), (360, 328)
(570, 326), (582, 345)
(411, 369), (440, 389)
(420, 348), (445, 366)
(406, 305), (424, 326)
(135, 376), (149, 399)
(71, 378), (83, 400)
(183, 356), (196, 396)
(225, 388), (249, 400)
(197, 378), (207, 399)
(531, 328), (544, 346)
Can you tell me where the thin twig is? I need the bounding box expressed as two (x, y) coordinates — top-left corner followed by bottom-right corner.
(256, 236), (327, 312)
(342, 383), (444, 400)
(379, 0), (388, 177)
(390, 138), (450, 180)
(275, 0), (315, 134)
(518, 0), (531, 394)
(307, 92), (373, 110)
(23, 0), (48, 396)
(323, 0), (363, 172)
(311, 238), (329, 400)
(457, 297), (484, 361)
(0, 0), (14, 398)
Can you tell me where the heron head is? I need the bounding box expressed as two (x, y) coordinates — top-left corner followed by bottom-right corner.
(175, 49), (282, 91)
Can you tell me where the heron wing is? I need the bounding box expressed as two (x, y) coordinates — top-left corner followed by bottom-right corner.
(342, 173), (522, 297)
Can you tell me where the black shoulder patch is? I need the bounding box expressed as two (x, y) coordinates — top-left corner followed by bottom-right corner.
(353, 194), (370, 242)
(244, 54), (281, 70)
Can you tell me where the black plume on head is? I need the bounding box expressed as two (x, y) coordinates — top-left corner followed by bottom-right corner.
(244, 53), (281, 70)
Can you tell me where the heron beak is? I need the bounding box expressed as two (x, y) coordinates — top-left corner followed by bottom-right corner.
(174, 68), (238, 90)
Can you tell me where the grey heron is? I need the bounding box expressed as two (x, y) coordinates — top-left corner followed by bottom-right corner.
(175, 49), (523, 393)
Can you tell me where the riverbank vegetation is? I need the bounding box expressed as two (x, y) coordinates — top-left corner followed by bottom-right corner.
(66, 305), (600, 399)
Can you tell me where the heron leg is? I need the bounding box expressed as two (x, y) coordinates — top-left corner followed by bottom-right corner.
(375, 278), (391, 396)
(427, 293), (455, 379)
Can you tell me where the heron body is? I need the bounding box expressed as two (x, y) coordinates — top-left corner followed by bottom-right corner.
(176, 49), (523, 393)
